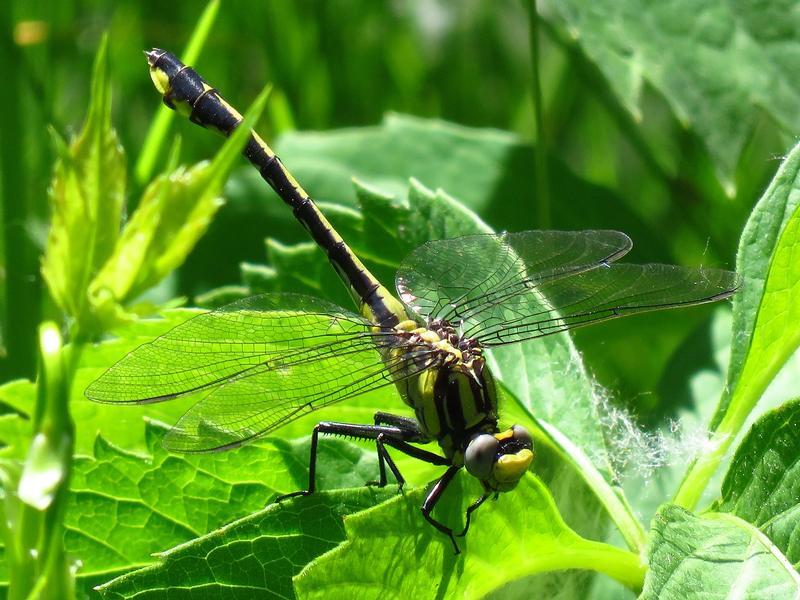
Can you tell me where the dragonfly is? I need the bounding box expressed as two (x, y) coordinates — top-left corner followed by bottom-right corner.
(86, 49), (740, 554)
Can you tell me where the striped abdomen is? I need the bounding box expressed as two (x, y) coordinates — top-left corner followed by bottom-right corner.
(145, 49), (408, 328)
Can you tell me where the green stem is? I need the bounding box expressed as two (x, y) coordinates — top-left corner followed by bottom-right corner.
(9, 325), (77, 599)
(554, 541), (646, 592)
(527, 0), (550, 227)
(673, 333), (793, 509)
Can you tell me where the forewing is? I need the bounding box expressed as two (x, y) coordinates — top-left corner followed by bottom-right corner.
(465, 263), (739, 346)
(395, 231), (738, 347)
(395, 230), (632, 323)
(163, 341), (442, 452)
(85, 294), (383, 404)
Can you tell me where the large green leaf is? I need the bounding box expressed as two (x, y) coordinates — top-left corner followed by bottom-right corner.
(549, 0), (800, 190)
(95, 474), (641, 600)
(675, 140), (800, 508)
(640, 504), (800, 599)
(0, 416), (379, 596)
(96, 487), (397, 600)
(714, 398), (800, 568)
(295, 474), (643, 599)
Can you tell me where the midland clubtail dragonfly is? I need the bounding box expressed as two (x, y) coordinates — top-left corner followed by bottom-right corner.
(86, 49), (739, 553)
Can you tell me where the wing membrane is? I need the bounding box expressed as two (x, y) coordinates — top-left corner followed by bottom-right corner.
(86, 294), (389, 404)
(87, 292), (443, 452)
(396, 230), (632, 322)
(468, 263), (738, 346)
(395, 231), (738, 347)
(163, 345), (442, 452)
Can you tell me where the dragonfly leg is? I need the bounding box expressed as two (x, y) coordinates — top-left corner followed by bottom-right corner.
(275, 422), (325, 502)
(373, 412), (430, 442)
(276, 421), (445, 502)
(457, 491), (491, 537)
(420, 465), (462, 554)
(367, 433), (406, 489)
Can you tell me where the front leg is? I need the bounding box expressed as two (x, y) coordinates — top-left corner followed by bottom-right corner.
(420, 465), (462, 554)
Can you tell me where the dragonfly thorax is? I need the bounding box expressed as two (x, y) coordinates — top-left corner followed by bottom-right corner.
(392, 319), (499, 461)
(395, 318), (484, 369)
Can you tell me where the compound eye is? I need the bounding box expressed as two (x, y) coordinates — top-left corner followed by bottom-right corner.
(465, 434), (499, 480)
(512, 425), (533, 450)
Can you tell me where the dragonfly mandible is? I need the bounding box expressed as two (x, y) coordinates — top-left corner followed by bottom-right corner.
(86, 49), (740, 554)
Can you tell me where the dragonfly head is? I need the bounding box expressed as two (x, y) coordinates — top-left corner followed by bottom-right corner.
(464, 425), (534, 492)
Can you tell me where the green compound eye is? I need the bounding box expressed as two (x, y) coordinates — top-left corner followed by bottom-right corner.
(464, 434), (499, 480)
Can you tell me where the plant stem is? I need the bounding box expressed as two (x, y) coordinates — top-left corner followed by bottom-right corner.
(10, 325), (77, 599)
(527, 0), (550, 228)
(673, 333), (795, 509)
(557, 541), (646, 592)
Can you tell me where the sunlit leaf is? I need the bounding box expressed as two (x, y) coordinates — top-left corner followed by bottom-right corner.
(714, 398), (800, 568)
(675, 140), (800, 508)
(41, 37), (125, 327)
(0, 420), (377, 596)
(296, 475), (644, 599)
(87, 85), (271, 330)
(640, 504), (800, 598)
(96, 488), (396, 599)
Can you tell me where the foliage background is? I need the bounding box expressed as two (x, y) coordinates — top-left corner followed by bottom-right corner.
(0, 0), (798, 598)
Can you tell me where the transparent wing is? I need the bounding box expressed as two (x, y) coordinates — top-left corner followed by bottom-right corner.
(163, 344), (442, 452)
(396, 231), (632, 322)
(86, 293), (386, 403)
(465, 263), (738, 346)
(395, 231), (738, 347)
(86, 292), (443, 452)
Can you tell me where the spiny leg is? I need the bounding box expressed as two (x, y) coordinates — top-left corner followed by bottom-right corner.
(369, 412), (432, 490)
(367, 433), (406, 488)
(421, 465), (462, 554)
(276, 421), (446, 502)
(373, 412), (428, 440)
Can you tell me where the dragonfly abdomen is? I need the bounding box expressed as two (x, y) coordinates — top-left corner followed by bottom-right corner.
(145, 48), (408, 328)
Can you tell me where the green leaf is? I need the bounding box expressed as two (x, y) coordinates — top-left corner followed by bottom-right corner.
(359, 180), (644, 552)
(549, 1), (800, 190)
(87, 85), (272, 331)
(96, 488), (396, 599)
(230, 114), (659, 245)
(640, 504), (800, 599)
(296, 474), (644, 599)
(675, 140), (800, 508)
(41, 37), (126, 327)
(714, 398), (800, 568)
(0, 419), (379, 596)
